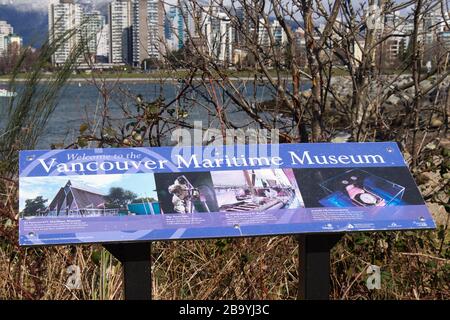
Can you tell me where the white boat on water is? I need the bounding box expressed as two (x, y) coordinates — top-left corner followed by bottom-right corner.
(0, 88), (17, 98)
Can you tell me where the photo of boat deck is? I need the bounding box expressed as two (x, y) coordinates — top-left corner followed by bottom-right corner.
(211, 169), (304, 212)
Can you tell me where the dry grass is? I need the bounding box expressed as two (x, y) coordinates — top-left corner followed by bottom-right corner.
(0, 212), (448, 300)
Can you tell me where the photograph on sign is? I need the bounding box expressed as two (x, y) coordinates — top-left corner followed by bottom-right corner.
(18, 143), (436, 246)
(210, 169), (304, 212)
(293, 167), (425, 208)
(154, 172), (219, 214)
(153, 169), (304, 215)
(20, 173), (160, 218)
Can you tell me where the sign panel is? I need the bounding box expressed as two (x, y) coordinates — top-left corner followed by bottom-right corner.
(18, 142), (435, 246)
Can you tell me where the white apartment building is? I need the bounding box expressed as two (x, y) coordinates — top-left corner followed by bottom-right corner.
(0, 35), (6, 56)
(202, 6), (233, 65)
(253, 19), (287, 48)
(0, 20), (14, 56)
(423, 9), (446, 45)
(81, 10), (105, 57)
(109, 0), (132, 64)
(0, 20), (13, 35)
(96, 24), (109, 61)
(271, 20), (288, 46)
(2, 34), (23, 56)
(48, 0), (83, 66)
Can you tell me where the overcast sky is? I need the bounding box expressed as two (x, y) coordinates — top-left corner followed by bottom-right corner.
(0, 0), (110, 11)
(1, 0), (187, 12)
(1, 0), (53, 11)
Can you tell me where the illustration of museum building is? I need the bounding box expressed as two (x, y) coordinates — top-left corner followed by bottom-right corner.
(46, 180), (117, 217)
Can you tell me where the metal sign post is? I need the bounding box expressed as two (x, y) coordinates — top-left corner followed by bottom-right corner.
(104, 242), (152, 300)
(297, 233), (343, 300)
(104, 234), (343, 301)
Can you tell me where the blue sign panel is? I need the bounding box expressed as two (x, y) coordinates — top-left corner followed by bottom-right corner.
(18, 142), (435, 246)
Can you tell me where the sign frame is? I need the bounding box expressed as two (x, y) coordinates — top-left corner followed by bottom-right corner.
(18, 142), (435, 300)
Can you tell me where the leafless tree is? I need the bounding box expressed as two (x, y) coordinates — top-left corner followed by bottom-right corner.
(155, 0), (448, 168)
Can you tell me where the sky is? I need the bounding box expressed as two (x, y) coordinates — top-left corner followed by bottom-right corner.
(1, 0), (55, 11)
(211, 169), (293, 188)
(0, 0), (187, 12)
(0, 0), (110, 11)
(19, 173), (158, 210)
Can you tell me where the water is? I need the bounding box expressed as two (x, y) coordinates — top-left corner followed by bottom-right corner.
(1, 81), (310, 149)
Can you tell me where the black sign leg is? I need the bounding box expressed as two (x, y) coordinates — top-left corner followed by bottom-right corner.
(297, 233), (343, 300)
(104, 242), (152, 300)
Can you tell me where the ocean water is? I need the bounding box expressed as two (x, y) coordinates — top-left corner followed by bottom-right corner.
(1, 81), (309, 149)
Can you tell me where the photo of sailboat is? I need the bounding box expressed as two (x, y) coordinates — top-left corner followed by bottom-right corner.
(211, 169), (304, 212)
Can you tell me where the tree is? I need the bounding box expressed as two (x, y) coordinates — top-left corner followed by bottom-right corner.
(70, 0), (449, 167)
(132, 197), (157, 204)
(22, 196), (47, 217)
(141, 58), (161, 71)
(105, 187), (137, 209)
(166, 47), (189, 68)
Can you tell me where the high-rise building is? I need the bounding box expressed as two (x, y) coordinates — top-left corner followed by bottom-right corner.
(202, 6), (233, 65)
(166, 5), (185, 51)
(256, 18), (268, 47)
(437, 30), (450, 51)
(380, 11), (408, 66)
(0, 20), (14, 56)
(132, 0), (166, 67)
(1, 34), (23, 57)
(0, 20), (13, 35)
(81, 10), (105, 57)
(384, 10), (401, 31)
(4, 34), (23, 54)
(272, 20), (287, 46)
(96, 24), (109, 61)
(423, 9), (444, 45)
(234, 6), (245, 47)
(238, 1), (265, 47)
(48, 0), (83, 66)
(109, 0), (132, 64)
(166, 1), (194, 52)
(0, 36), (6, 56)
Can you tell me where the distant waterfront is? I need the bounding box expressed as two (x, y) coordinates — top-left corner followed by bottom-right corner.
(0, 71), (317, 83)
(0, 81), (310, 150)
(0, 76), (297, 83)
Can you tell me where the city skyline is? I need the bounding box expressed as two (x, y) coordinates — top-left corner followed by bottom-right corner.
(1, 0), (450, 69)
(0, 19), (23, 56)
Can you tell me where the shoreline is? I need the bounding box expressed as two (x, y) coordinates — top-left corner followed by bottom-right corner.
(0, 76), (303, 83)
